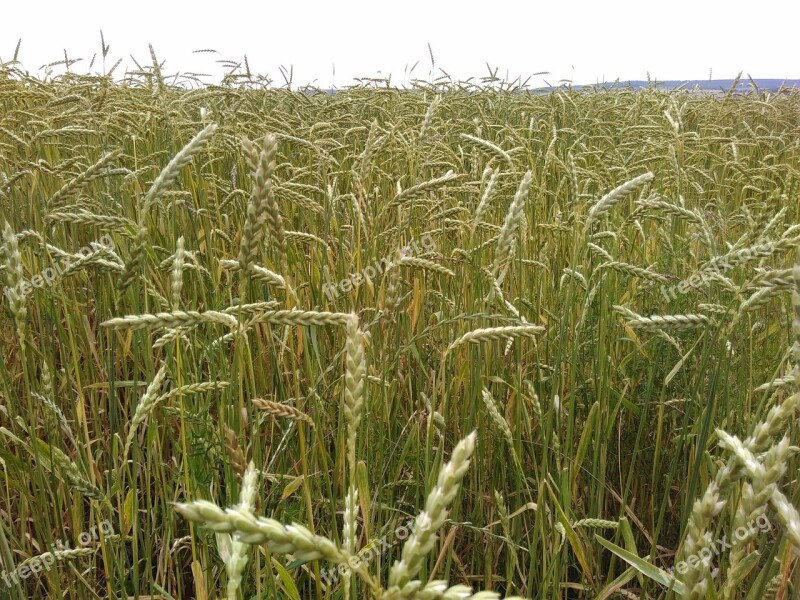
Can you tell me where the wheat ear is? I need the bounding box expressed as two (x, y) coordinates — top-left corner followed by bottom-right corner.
(677, 389), (800, 598)
(587, 172), (654, 226)
(252, 397), (315, 428)
(123, 365), (168, 459)
(446, 324), (544, 355)
(492, 171), (532, 276)
(344, 314), (365, 481)
(32, 439), (108, 506)
(102, 310), (239, 331)
(238, 134), (282, 271)
(226, 463), (259, 600)
(143, 123), (218, 212)
(171, 236), (185, 309)
(625, 313), (715, 332)
(387, 431), (477, 594)
(2, 221), (27, 348)
(47, 149), (121, 206)
(118, 124), (217, 290)
(223, 426), (247, 479)
(175, 501), (345, 564)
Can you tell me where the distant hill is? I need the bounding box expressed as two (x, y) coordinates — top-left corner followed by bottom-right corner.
(566, 79), (800, 93)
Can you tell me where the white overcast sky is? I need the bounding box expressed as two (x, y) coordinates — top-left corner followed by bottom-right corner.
(2, 0), (798, 87)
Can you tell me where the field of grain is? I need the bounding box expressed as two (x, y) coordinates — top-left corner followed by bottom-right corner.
(1, 62), (799, 599)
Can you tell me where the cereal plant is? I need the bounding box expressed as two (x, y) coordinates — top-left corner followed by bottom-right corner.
(0, 56), (799, 599)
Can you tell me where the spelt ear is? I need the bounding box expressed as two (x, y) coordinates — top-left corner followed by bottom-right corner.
(492, 170), (532, 276)
(388, 432), (477, 592)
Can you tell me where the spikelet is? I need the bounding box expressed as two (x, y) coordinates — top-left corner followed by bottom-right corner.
(720, 435), (791, 598)
(704, 236), (800, 273)
(284, 230), (331, 252)
(754, 372), (797, 393)
(748, 268), (794, 289)
(635, 197), (704, 225)
(118, 125), (216, 290)
(221, 301), (280, 315)
(152, 327), (191, 349)
(769, 489), (800, 549)
(60, 244), (124, 277)
(571, 518), (619, 530)
(31, 387), (76, 445)
(446, 324), (544, 355)
(697, 303), (728, 315)
(494, 491), (519, 575)
(587, 242), (613, 262)
(387, 432), (477, 593)
(523, 381), (542, 420)
(395, 579), (524, 599)
(738, 286), (787, 312)
(560, 268), (587, 289)
(359, 119), (387, 178)
(492, 171), (532, 277)
(587, 172), (654, 226)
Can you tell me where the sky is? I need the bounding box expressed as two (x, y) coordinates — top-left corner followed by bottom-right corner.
(2, 1), (799, 88)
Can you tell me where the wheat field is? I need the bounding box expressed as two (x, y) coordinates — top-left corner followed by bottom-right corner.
(1, 60), (799, 599)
